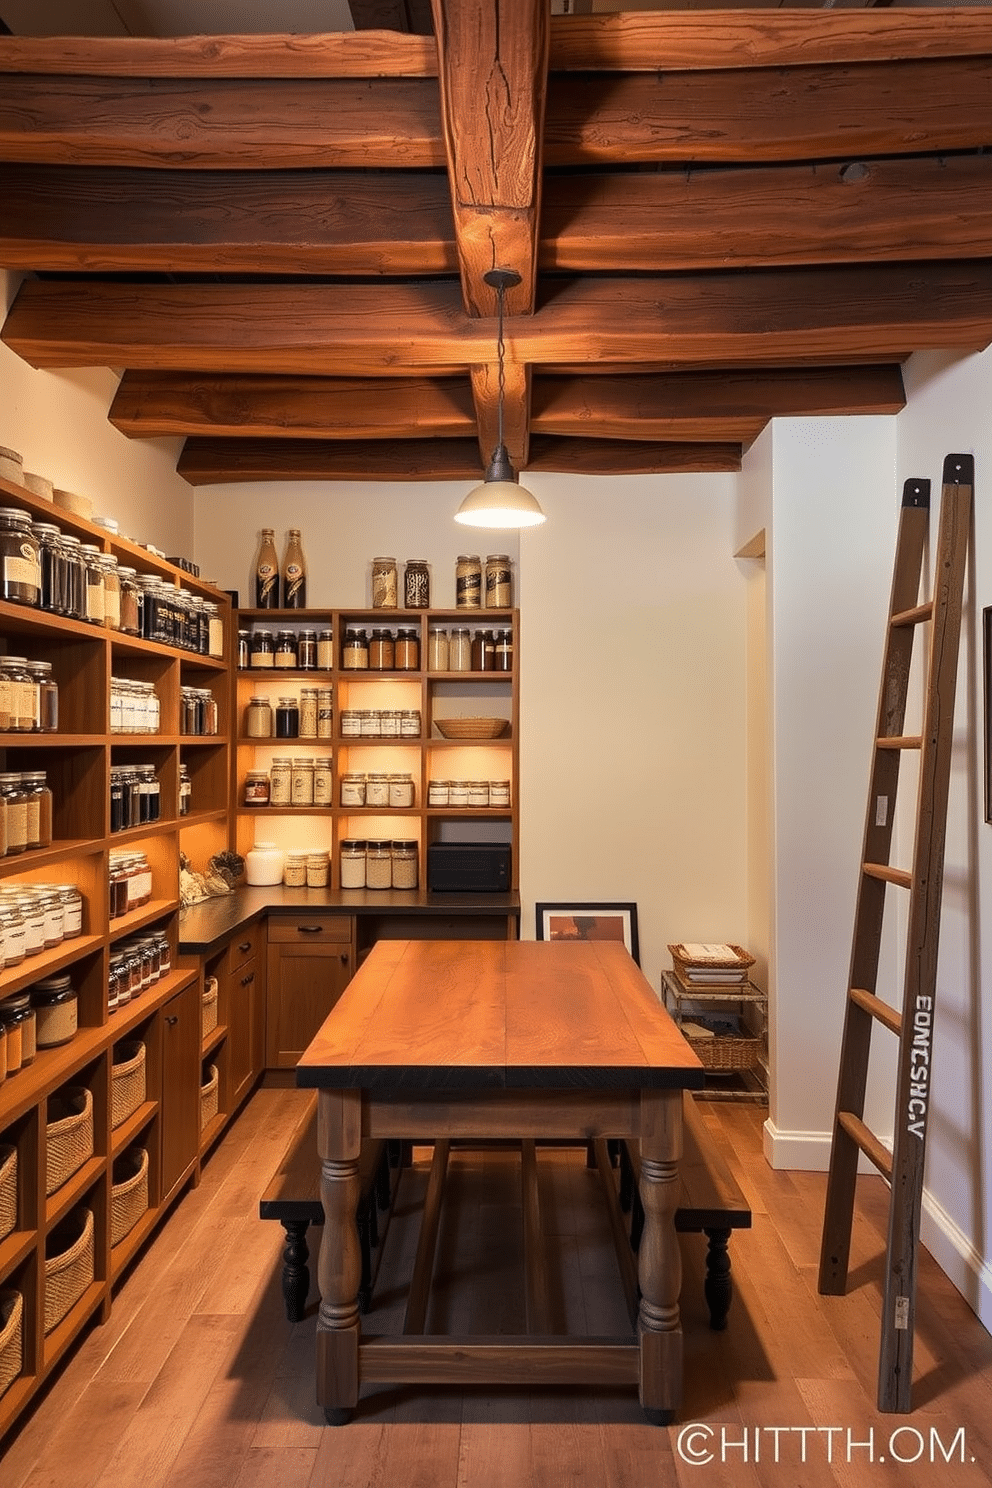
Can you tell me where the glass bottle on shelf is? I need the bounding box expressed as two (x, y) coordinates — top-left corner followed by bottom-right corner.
(403, 559), (430, 609)
(282, 528), (307, 608)
(254, 528), (280, 608)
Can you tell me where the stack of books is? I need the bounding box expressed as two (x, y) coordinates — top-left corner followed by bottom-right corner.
(668, 942), (754, 988)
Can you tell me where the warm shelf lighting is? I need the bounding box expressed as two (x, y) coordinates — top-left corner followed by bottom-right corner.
(455, 268), (546, 530)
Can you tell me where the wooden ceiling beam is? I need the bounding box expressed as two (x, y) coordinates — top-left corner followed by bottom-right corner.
(531, 365), (906, 441)
(544, 60), (992, 167)
(6, 266), (992, 374)
(3, 57), (989, 172)
(0, 11), (986, 79)
(0, 165), (457, 276)
(109, 371), (477, 439)
(544, 155), (992, 272)
(548, 11), (992, 71)
(175, 433), (743, 484)
(0, 75), (444, 169)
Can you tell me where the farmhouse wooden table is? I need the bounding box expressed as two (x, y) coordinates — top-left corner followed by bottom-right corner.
(296, 938), (704, 1423)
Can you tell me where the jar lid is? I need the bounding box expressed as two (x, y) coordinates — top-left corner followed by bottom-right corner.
(341, 840), (366, 850)
(0, 990), (32, 1014)
(31, 976), (75, 1004)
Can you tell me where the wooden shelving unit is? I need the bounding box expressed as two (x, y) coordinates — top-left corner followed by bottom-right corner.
(0, 471), (232, 1439)
(235, 606), (520, 894)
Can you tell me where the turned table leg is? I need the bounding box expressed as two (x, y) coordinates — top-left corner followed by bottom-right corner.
(703, 1226), (733, 1331)
(316, 1088), (363, 1425)
(280, 1220), (311, 1323)
(637, 1088), (683, 1426)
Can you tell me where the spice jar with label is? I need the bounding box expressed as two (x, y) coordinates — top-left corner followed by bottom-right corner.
(269, 757), (293, 806)
(0, 508), (42, 607)
(246, 696), (273, 738)
(403, 559), (430, 609)
(306, 852), (330, 888)
(22, 772), (53, 849)
(291, 757), (315, 805)
(313, 756), (333, 805)
(456, 554), (482, 609)
(394, 628), (419, 670)
(388, 774), (414, 808)
(299, 687), (319, 738)
(27, 661), (58, 731)
(250, 629), (275, 668)
(283, 853), (307, 888)
(372, 557), (398, 609)
(342, 629), (369, 670)
(471, 630), (495, 671)
(485, 554), (513, 609)
(275, 631), (298, 670)
(317, 688), (333, 739)
(340, 773), (366, 806)
(494, 628), (514, 671)
(369, 628), (395, 670)
(297, 630), (317, 670)
(244, 769), (270, 806)
(31, 974), (77, 1048)
(317, 629), (334, 669)
(365, 772), (390, 808)
(340, 839), (366, 889)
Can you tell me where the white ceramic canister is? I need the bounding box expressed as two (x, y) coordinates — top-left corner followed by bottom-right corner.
(245, 840), (285, 886)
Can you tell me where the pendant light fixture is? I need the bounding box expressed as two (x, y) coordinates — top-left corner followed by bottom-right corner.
(454, 268), (546, 529)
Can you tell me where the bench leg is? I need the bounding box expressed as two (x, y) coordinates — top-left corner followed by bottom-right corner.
(703, 1226), (733, 1331)
(279, 1219), (311, 1323)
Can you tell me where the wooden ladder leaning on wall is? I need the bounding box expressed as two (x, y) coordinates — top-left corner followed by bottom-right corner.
(818, 453), (974, 1414)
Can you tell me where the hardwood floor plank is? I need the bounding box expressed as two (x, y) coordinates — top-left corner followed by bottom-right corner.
(231, 1446), (317, 1488)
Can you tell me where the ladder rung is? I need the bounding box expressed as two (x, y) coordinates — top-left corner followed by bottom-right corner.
(863, 862), (912, 888)
(875, 735), (922, 750)
(890, 601), (933, 627)
(837, 1111), (893, 1181)
(849, 986), (903, 1036)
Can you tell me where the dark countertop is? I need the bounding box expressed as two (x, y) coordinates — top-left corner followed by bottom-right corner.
(178, 885), (521, 955)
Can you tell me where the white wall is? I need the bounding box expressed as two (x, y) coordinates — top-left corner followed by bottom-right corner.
(0, 269), (193, 556)
(192, 468), (749, 992)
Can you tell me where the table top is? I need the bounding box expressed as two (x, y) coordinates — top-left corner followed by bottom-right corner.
(297, 939), (705, 1091)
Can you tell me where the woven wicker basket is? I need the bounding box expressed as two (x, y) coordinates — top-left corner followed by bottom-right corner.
(200, 1064), (219, 1132)
(111, 1040), (146, 1130)
(683, 1016), (761, 1073)
(0, 1290), (23, 1398)
(111, 1147), (149, 1248)
(434, 716), (508, 739)
(202, 977), (218, 1038)
(45, 1087), (94, 1196)
(0, 1145), (16, 1243)
(44, 1208), (94, 1334)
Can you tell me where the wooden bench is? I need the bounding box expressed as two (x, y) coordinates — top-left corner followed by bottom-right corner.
(259, 1095), (395, 1322)
(605, 1091), (752, 1331)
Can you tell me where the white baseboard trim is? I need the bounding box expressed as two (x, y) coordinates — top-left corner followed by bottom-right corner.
(762, 1119), (992, 1333)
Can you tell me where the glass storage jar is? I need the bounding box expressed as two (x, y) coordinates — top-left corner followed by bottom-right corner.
(299, 687), (319, 738)
(306, 852), (329, 888)
(269, 757), (293, 806)
(340, 773), (366, 806)
(283, 853), (307, 888)
(0, 508), (41, 606)
(275, 631), (298, 669)
(448, 628), (472, 671)
(297, 630), (318, 670)
(118, 566), (141, 635)
(456, 554), (482, 609)
(394, 628), (419, 670)
(313, 756), (333, 805)
(369, 628), (395, 670)
(275, 697), (300, 739)
(27, 660), (59, 731)
(485, 554), (512, 609)
(317, 688), (333, 739)
(244, 769), (270, 806)
(246, 696), (273, 738)
(250, 629), (275, 668)
(56, 884), (83, 938)
(0, 774), (28, 855)
(291, 757), (315, 805)
(372, 557), (398, 609)
(391, 840), (418, 890)
(22, 772), (53, 849)
(388, 774), (414, 808)
(365, 773), (390, 808)
(428, 628), (449, 672)
(31, 974), (77, 1048)
(342, 629), (368, 670)
(317, 629), (334, 669)
(365, 841), (392, 889)
(403, 559), (430, 609)
(340, 839), (366, 889)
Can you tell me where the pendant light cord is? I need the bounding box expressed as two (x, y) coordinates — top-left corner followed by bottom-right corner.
(496, 278), (506, 455)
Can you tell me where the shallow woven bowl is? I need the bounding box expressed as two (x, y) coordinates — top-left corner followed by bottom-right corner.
(434, 717), (508, 740)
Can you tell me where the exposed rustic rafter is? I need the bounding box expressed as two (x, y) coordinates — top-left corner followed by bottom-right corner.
(0, 9), (989, 485)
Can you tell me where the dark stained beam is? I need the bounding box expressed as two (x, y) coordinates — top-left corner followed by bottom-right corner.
(109, 371), (476, 439)
(526, 436), (742, 475)
(543, 155), (992, 272)
(530, 366), (906, 443)
(544, 59), (992, 167)
(178, 436), (488, 484)
(0, 165), (456, 275)
(176, 434), (742, 484)
(6, 266), (992, 374)
(0, 75), (443, 169)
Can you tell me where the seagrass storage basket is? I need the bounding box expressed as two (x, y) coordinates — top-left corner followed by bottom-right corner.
(200, 1063), (219, 1132)
(44, 1207), (94, 1334)
(0, 1144), (16, 1242)
(111, 1040), (146, 1130)
(0, 1289), (22, 1397)
(111, 1147), (149, 1248)
(45, 1087), (94, 1196)
(202, 977), (218, 1038)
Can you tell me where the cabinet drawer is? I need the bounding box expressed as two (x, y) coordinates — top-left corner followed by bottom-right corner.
(267, 915), (353, 945)
(226, 923), (262, 971)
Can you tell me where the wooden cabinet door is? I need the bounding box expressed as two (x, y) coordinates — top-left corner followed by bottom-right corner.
(160, 978), (201, 1202)
(265, 917), (354, 1069)
(227, 956), (260, 1108)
